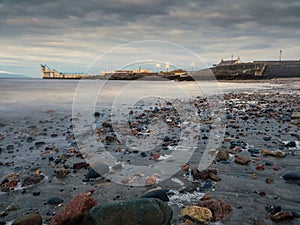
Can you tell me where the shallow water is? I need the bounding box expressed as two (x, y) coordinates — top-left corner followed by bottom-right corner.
(0, 78), (275, 114)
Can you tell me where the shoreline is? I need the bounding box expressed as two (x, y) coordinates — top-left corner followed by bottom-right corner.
(0, 82), (299, 224)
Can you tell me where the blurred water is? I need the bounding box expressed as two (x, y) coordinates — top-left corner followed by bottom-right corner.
(0, 78), (273, 118)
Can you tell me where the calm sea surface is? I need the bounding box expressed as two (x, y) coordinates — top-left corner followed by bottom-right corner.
(0, 78), (275, 118)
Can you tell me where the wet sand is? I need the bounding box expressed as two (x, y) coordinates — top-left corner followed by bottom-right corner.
(0, 79), (299, 225)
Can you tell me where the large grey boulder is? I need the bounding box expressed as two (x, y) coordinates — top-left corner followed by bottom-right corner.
(82, 198), (173, 225)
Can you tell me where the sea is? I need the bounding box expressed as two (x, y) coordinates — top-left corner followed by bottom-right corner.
(0, 78), (276, 117)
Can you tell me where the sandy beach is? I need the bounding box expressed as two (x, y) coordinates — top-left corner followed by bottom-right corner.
(0, 78), (299, 225)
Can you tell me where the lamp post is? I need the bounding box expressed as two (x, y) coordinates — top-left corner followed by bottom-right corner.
(165, 63), (169, 72)
(156, 63), (160, 74)
(279, 50), (282, 61)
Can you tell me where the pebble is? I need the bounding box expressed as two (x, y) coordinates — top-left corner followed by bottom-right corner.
(197, 198), (232, 221)
(55, 169), (69, 178)
(282, 172), (300, 183)
(271, 211), (294, 222)
(180, 206), (212, 223)
(22, 174), (44, 187)
(261, 149), (286, 157)
(141, 189), (170, 202)
(47, 197), (64, 205)
(234, 155), (250, 165)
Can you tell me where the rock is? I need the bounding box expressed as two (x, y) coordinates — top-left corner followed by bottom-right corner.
(271, 211), (294, 222)
(209, 173), (221, 181)
(141, 189), (170, 202)
(32, 190), (41, 196)
(282, 172), (300, 184)
(265, 178), (274, 184)
(47, 197), (64, 205)
(291, 111), (300, 119)
(6, 145), (14, 150)
(145, 176), (157, 185)
(265, 205), (281, 215)
(197, 198), (232, 221)
(12, 212), (42, 225)
(85, 163), (109, 180)
(183, 219), (195, 225)
(256, 164), (265, 170)
(234, 155), (250, 165)
(105, 135), (116, 143)
(22, 174), (44, 187)
(0, 179), (18, 188)
(94, 112), (100, 117)
(180, 206), (212, 223)
(34, 141), (46, 148)
(50, 193), (96, 225)
(102, 121), (111, 127)
(83, 198), (172, 225)
(73, 162), (89, 170)
(6, 203), (19, 211)
(285, 141), (296, 148)
(263, 137), (271, 141)
(261, 149), (286, 157)
(216, 149), (229, 161)
(55, 169), (69, 178)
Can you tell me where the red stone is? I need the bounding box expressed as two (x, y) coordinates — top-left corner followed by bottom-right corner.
(256, 164), (265, 170)
(197, 198), (232, 222)
(271, 211), (294, 222)
(50, 193), (97, 225)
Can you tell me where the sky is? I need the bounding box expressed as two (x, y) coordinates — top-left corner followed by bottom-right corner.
(0, 0), (299, 77)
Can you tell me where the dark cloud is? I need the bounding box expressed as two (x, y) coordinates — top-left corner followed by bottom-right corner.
(0, 0), (299, 75)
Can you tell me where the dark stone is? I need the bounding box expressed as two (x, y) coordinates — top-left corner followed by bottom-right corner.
(22, 174), (44, 187)
(263, 137), (271, 141)
(141, 189), (170, 202)
(6, 145), (14, 150)
(265, 205), (281, 215)
(47, 197), (64, 205)
(85, 163), (109, 181)
(248, 148), (260, 155)
(282, 172), (300, 183)
(83, 198), (172, 225)
(12, 212), (42, 225)
(94, 112), (100, 117)
(140, 152), (147, 157)
(86, 168), (101, 180)
(73, 162), (89, 170)
(34, 141), (46, 148)
(26, 137), (35, 143)
(203, 180), (213, 189)
(33, 190), (41, 196)
(163, 136), (170, 142)
(285, 141), (296, 148)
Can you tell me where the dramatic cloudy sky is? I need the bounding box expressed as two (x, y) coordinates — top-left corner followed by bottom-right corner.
(1, 0), (299, 77)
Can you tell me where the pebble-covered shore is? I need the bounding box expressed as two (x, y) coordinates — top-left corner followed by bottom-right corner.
(0, 84), (300, 225)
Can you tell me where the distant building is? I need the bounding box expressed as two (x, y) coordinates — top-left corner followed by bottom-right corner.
(217, 57), (242, 67)
(41, 65), (86, 79)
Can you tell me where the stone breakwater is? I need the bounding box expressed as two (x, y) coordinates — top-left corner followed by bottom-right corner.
(0, 88), (300, 224)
